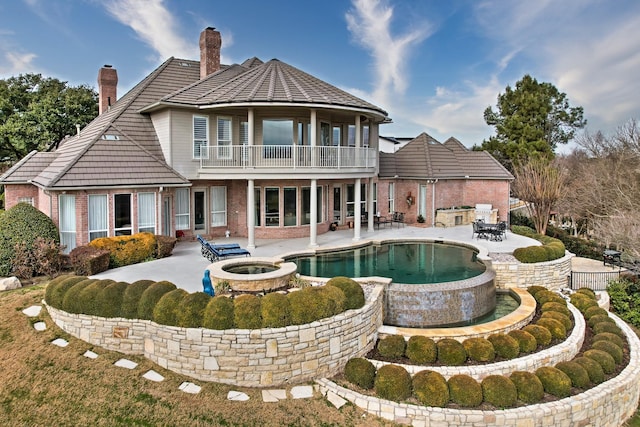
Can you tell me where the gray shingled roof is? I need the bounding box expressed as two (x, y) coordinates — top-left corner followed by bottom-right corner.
(0, 151), (56, 183)
(379, 132), (514, 180)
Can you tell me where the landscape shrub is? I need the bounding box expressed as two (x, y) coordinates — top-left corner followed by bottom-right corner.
(447, 374), (482, 407)
(592, 322), (624, 338)
(153, 289), (188, 326)
(412, 370), (449, 407)
(261, 292), (291, 328)
(120, 280), (154, 318)
(509, 371), (544, 404)
(511, 226), (566, 263)
(89, 232), (157, 268)
(77, 280), (114, 315)
(344, 358), (376, 390)
(508, 329), (538, 353)
(573, 356), (605, 385)
(591, 341), (623, 365)
(94, 281), (128, 318)
(61, 279), (98, 313)
(540, 311), (572, 330)
(513, 245), (549, 263)
(31, 237), (65, 278)
(575, 288), (597, 299)
(374, 364), (412, 402)
(325, 276), (365, 310)
(535, 318), (567, 339)
(155, 235), (177, 258)
(45, 275), (88, 308)
(436, 338), (467, 365)
(233, 294), (262, 329)
(535, 366), (572, 398)
(287, 286), (335, 325)
(317, 284), (346, 316)
(540, 302), (571, 317)
(0, 202), (60, 277)
(584, 349), (616, 374)
(377, 335), (406, 359)
(481, 375), (517, 408)
(587, 314), (615, 328)
(593, 332), (625, 349)
(202, 296), (235, 330)
(570, 293), (598, 313)
(526, 285), (547, 297)
(555, 361), (590, 388)
(177, 292), (212, 328)
(137, 281), (177, 320)
(487, 334), (520, 359)
(535, 290), (566, 306)
(69, 245), (110, 276)
(583, 306), (609, 320)
(405, 336), (437, 365)
(462, 337), (495, 362)
(606, 278), (640, 327)
(522, 325), (552, 347)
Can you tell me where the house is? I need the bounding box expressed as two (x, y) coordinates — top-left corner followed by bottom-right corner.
(0, 27), (512, 253)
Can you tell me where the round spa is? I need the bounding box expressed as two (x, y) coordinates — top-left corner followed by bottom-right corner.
(287, 241), (495, 328)
(207, 257), (297, 293)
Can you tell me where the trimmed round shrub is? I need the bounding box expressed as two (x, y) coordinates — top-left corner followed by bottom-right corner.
(463, 337), (495, 362)
(46, 276), (88, 308)
(508, 329), (538, 353)
(377, 335), (407, 359)
(535, 317), (567, 340)
(583, 306), (608, 320)
(233, 294), (262, 329)
(448, 374), (482, 408)
(522, 325), (552, 347)
(412, 370), (449, 407)
(555, 361), (590, 388)
(540, 301), (571, 317)
(120, 280), (154, 318)
(487, 334), (520, 359)
(0, 202), (60, 276)
(587, 314), (615, 328)
(574, 356), (605, 385)
(317, 284), (346, 316)
(177, 292), (212, 328)
(287, 286), (334, 325)
(153, 289), (188, 326)
(526, 285), (547, 297)
(591, 340), (623, 364)
(405, 336), (437, 365)
(374, 364), (412, 402)
(202, 296), (235, 330)
(44, 275), (75, 306)
(540, 311), (572, 330)
(575, 288), (597, 299)
(137, 281), (177, 320)
(61, 279), (98, 313)
(509, 371), (544, 404)
(584, 349), (616, 374)
(535, 366), (572, 398)
(593, 332), (625, 349)
(261, 292), (291, 328)
(513, 245), (550, 263)
(436, 338), (467, 366)
(535, 290), (566, 306)
(94, 281), (128, 318)
(592, 321), (624, 338)
(344, 358), (376, 390)
(481, 375), (517, 408)
(325, 276), (365, 310)
(570, 293), (598, 313)
(79, 280), (114, 315)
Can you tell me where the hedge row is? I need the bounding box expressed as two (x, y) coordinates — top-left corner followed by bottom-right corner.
(44, 275), (365, 329)
(511, 225), (566, 263)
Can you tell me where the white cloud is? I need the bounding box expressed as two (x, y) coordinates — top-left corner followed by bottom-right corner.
(0, 51), (38, 77)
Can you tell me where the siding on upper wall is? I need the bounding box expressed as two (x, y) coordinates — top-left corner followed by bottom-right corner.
(151, 110), (171, 165)
(170, 110), (206, 180)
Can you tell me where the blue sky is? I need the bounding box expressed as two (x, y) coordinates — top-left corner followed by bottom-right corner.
(1, 0), (639, 150)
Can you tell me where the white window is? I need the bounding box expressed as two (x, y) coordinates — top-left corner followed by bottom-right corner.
(388, 182), (395, 213)
(58, 194), (76, 253)
(114, 194), (132, 236)
(175, 188), (190, 230)
(217, 117), (232, 159)
(193, 115), (208, 159)
(88, 194), (108, 241)
(18, 197), (34, 206)
(138, 193), (156, 234)
(210, 186), (227, 227)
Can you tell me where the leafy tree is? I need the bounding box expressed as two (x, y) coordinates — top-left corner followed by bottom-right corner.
(0, 74), (97, 161)
(477, 74), (586, 170)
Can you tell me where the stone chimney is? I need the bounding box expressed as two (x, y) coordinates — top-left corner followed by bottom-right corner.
(97, 65), (118, 115)
(199, 27), (221, 79)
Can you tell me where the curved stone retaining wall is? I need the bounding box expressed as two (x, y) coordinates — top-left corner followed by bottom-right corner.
(46, 284), (385, 387)
(317, 311), (640, 426)
(491, 252), (573, 290)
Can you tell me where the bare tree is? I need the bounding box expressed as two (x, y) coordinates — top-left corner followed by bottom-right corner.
(512, 156), (566, 235)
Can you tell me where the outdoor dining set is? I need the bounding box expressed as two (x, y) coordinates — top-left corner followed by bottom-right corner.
(472, 220), (508, 241)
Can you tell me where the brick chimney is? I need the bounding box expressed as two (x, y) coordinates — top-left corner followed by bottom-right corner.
(199, 27), (221, 79)
(97, 65), (118, 115)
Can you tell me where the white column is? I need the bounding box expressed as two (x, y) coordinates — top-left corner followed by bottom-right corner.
(309, 179), (318, 247)
(354, 116), (361, 148)
(367, 179), (375, 232)
(247, 179), (255, 249)
(353, 178), (361, 241)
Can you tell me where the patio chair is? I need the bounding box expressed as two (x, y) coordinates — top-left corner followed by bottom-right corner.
(197, 235), (241, 250)
(392, 212), (405, 228)
(197, 235), (250, 262)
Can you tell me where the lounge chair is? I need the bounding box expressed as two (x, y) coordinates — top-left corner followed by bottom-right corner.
(197, 235), (250, 262)
(197, 235), (241, 250)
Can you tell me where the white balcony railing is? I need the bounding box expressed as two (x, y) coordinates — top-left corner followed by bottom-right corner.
(200, 145), (377, 171)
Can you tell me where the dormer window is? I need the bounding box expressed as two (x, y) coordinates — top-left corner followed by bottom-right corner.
(101, 134), (120, 140)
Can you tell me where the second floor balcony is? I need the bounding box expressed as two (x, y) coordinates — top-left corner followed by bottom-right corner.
(199, 145), (377, 176)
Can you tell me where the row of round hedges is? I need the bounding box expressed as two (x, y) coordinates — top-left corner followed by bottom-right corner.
(511, 225), (566, 263)
(88, 232), (157, 268)
(44, 275), (365, 330)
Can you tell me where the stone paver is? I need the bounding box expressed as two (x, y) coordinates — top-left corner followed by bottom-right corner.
(179, 382), (201, 394)
(227, 390), (250, 401)
(33, 321), (46, 331)
(114, 358), (138, 369)
(83, 350), (98, 359)
(262, 389), (287, 402)
(51, 338), (68, 347)
(326, 391), (348, 409)
(22, 305), (42, 317)
(142, 370), (164, 382)
(290, 385), (314, 399)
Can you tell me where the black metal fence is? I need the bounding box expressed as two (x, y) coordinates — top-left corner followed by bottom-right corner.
(570, 271), (621, 291)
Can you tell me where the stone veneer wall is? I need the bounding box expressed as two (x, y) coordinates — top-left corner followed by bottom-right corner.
(46, 284), (385, 387)
(317, 311), (640, 426)
(491, 252), (573, 290)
